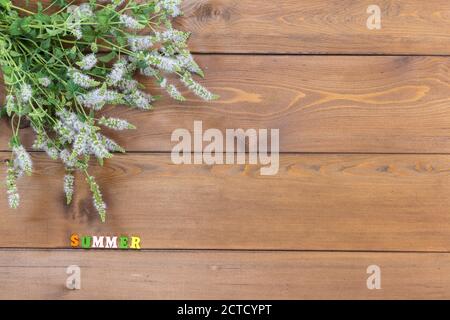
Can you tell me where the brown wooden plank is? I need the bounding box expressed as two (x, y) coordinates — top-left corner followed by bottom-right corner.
(9, 0), (450, 54)
(1, 152), (450, 251)
(178, 0), (450, 54)
(3, 55), (450, 153)
(1, 249), (450, 299)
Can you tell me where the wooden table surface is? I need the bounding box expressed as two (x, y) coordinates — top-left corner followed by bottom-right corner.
(2, 0), (450, 299)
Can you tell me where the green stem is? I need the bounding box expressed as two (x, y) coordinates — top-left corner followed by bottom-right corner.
(10, 4), (34, 15)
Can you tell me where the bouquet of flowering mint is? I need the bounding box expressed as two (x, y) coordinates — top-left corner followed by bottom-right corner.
(0, 0), (217, 221)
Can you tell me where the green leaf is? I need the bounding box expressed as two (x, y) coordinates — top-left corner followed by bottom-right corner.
(21, 17), (32, 33)
(8, 51), (21, 57)
(116, 35), (127, 47)
(45, 27), (63, 37)
(40, 38), (51, 50)
(67, 46), (77, 59)
(81, 25), (95, 42)
(0, 106), (7, 118)
(97, 10), (110, 26)
(90, 41), (98, 53)
(54, 0), (68, 7)
(0, 0), (11, 11)
(53, 47), (64, 58)
(9, 19), (22, 35)
(1, 65), (13, 76)
(98, 51), (117, 63)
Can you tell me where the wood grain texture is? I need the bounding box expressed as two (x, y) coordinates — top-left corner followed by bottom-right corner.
(3, 55), (450, 153)
(3, 0), (450, 300)
(9, 0), (450, 54)
(2, 152), (450, 251)
(1, 249), (450, 299)
(178, 0), (450, 54)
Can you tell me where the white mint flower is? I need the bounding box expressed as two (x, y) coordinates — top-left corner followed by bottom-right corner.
(69, 69), (100, 88)
(78, 3), (93, 17)
(98, 116), (136, 130)
(86, 176), (106, 222)
(54, 121), (75, 144)
(143, 53), (180, 73)
(181, 72), (218, 101)
(125, 61), (137, 73)
(103, 137), (125, 153)
(60, 149), (77, 168)
(67, 4), (93, 39)
(140, 66), (158, 77)
(127, 36), (153, 52)
(5, 95), (15, 116)
(12, 145), (32, 176)
(45, 147), (59, 160)
(20, 83), (32, 103)
(177, 51), (203, 75)
(33, 137), (58, 160)
(159, 78), (185, 101)
(56, 109), (86, 133)
(88, 135), (112, 160)
(119, 14), (144, 30)
(30, 125), (44, 143)
(68, 4), (93, 20)
(167, 84), (185, 101)
(38, 77), (51, 87)
(111, 0), (125, 7)
(160, 0), (182, 17)
(117, 79), (138, 93)
(78, 88), (122, 110)
(64, 174), (75, 205)
(69, 25), (83, 39)
(125, 90), (153, 110)
(72, 127), (112, 160)
(66, 5), (77, 13)
(6, 161), (19, 209)
(94, 195), (107, 222)
(8, 189), (19, 209)
(72, 127), (89, 157)
(107, 60), (127, 85)
(158, 29), (189, 44)
(77, 54), (97, 70)
(1, 0), (215, 220)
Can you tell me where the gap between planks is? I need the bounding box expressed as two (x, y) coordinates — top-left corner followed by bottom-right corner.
(4, 150), (450, 155)
(3, 247), (450, 254)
